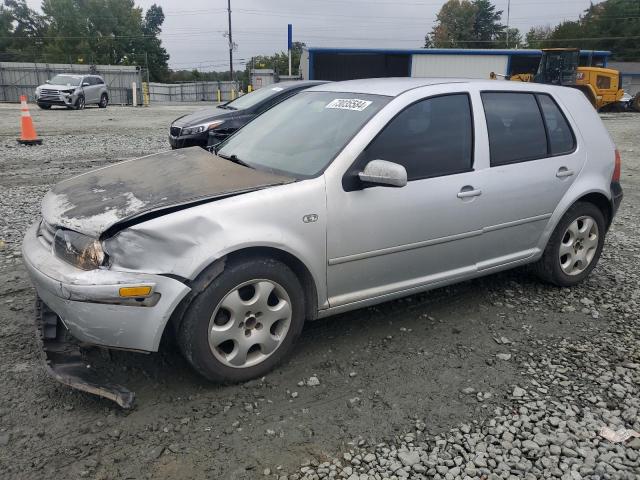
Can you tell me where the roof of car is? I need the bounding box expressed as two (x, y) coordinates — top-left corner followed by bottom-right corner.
(306, 77), (573, 97)
(275, 79), (329, 90)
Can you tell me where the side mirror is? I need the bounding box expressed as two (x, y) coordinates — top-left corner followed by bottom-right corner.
(45, 80), (50, 84)
(82, 82), (90, 87)
(358, 159), (407, 188)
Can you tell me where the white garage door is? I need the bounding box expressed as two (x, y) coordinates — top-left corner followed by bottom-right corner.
(411, 54), (508, 79)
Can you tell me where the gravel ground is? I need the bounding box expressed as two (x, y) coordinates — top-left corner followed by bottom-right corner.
(0, 103), (638, 480)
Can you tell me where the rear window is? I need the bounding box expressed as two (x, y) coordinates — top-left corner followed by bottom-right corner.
(537, 94), (575, 155)
(482, 92), (547, 166)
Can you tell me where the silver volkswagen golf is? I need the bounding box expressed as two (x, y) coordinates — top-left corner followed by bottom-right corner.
(23, 78), (623, 406)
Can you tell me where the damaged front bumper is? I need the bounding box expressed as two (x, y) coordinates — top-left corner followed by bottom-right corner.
(22, 221), (191, 406)
(36, 299), (135, 408)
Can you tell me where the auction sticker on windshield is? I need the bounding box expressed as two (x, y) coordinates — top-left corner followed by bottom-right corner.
(325, 98), (372, 111)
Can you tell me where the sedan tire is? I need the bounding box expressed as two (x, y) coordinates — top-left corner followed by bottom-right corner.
(98, 93), (108, 108)
(534, 202), (606, 287)
(178, 257), (306, 383)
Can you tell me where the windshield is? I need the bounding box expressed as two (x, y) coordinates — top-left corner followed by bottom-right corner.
(218, 91), (390, 177)
(49, 75), (82, 86)
(223, 85), (287, 110)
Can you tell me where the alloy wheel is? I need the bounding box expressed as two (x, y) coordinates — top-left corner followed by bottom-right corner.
(208, 279), (292, 368)
(559, 215), (599, 276)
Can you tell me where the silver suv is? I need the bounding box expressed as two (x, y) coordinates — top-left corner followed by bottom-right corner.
(23, 78), (623, 407)
(35, 74), (109, 110)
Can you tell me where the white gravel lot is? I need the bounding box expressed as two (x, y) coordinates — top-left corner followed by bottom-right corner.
(0, 103), (638, 480)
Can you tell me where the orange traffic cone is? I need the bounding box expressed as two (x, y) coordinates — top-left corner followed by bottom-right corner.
(17, 95), (42, 145)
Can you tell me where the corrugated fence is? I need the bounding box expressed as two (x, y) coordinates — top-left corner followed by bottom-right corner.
(148, 81), (240, 102)
(0, 62), (142, 104)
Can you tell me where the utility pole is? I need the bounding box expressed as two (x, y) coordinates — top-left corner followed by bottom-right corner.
(506, 0), (511, 48)
(287, 24), (292, 77)
(227, 0), (233, 82)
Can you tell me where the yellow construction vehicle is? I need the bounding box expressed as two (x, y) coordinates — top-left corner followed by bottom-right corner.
(491, 48), (627, 110)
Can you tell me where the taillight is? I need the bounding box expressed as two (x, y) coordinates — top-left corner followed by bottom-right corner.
(613, 149), (621, 182)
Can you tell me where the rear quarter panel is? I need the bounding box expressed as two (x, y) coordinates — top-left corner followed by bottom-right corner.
(535, 86), (616, 252)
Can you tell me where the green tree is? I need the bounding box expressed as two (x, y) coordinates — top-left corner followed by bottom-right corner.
(141, 4), (170, 81)
(525, 25), (553, 48)
(497, 27), (522, 48)
(1, 0), (47, 60)
(471, 0), (505, 47)
(532, 0), (640, 60)
(245, 41), (306, 77)
(425, 0), (476, 48)
(1, 0), (170, 79)
(425, 0), (507, 48)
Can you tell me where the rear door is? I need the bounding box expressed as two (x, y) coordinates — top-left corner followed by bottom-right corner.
(472, 90), (586, 270)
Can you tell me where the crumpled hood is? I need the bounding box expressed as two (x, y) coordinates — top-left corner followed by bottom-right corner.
(41, 83), (79, 91)
(41, 147), (294, 238)
(172, 106), (236, 127)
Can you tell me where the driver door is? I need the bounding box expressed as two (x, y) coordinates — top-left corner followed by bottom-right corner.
(326, 93), (484, 307)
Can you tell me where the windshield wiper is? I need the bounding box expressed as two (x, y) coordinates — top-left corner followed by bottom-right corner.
(218, 153), (253, 169)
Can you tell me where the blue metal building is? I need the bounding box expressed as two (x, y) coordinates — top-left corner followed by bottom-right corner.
(300, 47), (611, 81)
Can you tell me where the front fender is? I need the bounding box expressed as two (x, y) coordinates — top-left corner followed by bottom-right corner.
(104, 179), (329, 309)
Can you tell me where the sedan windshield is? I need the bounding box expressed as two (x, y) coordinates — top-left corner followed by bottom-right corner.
(218, 91), (390, 177)
(49, 75), (82, 86)
(223, 85), (285, 110)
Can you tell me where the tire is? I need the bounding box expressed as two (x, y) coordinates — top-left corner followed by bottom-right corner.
(533, 202), (606, 287)
(98, 93), (108, 108)
(74, 95), (85, 110)
(38, 104), (51, 110)
(177, 257), (306, 383)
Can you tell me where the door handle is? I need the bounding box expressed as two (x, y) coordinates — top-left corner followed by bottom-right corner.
(457, 187), (482, 199)
(556, 167), (575, 178)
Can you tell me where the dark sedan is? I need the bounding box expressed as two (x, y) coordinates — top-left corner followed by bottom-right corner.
(169, 80), (328, 149)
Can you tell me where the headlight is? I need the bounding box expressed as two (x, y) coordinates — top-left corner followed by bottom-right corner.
(53, 229), (106, 270)
(61, 89), (75, 95)
(182, 120), (224, 135)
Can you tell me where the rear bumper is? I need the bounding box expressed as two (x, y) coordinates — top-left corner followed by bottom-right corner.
(22, 221), (191, 352)
(611, 181), (623, 217)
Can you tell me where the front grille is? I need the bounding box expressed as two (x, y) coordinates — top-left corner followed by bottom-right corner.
(39, 89), (60, 99)
(170, 126), (182, 137)
(38, 220), (56, 250)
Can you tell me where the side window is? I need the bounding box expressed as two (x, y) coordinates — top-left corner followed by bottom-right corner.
(359, 94), (473, 180)
(95, 77), (104, 85)
(596, 75), (611, 89)
(536, 94), (575, 155)
(481, 92), (547, 166)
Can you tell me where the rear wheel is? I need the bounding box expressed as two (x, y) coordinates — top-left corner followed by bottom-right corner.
(98, 93), (108, 108)
(177, 257), (306, 383)
(533, 202), (606, 287)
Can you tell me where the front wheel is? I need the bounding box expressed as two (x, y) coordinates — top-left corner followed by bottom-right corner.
(98, 93), (108, 108)
(177, 257), (306, 383)
(74, 95), (85, 110)
(38, 104), (51, 110)
(533, 202), (606, 287)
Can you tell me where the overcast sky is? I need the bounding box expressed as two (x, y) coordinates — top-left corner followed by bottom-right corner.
(27, 0), (600, 70)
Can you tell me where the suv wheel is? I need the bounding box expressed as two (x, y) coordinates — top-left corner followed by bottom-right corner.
(177, 257), (306, 383)
(75, 95), (85, 110)
(98, 93), (108, 108)
(534, 202), (606, 287)
(38, 104), (51, 110)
